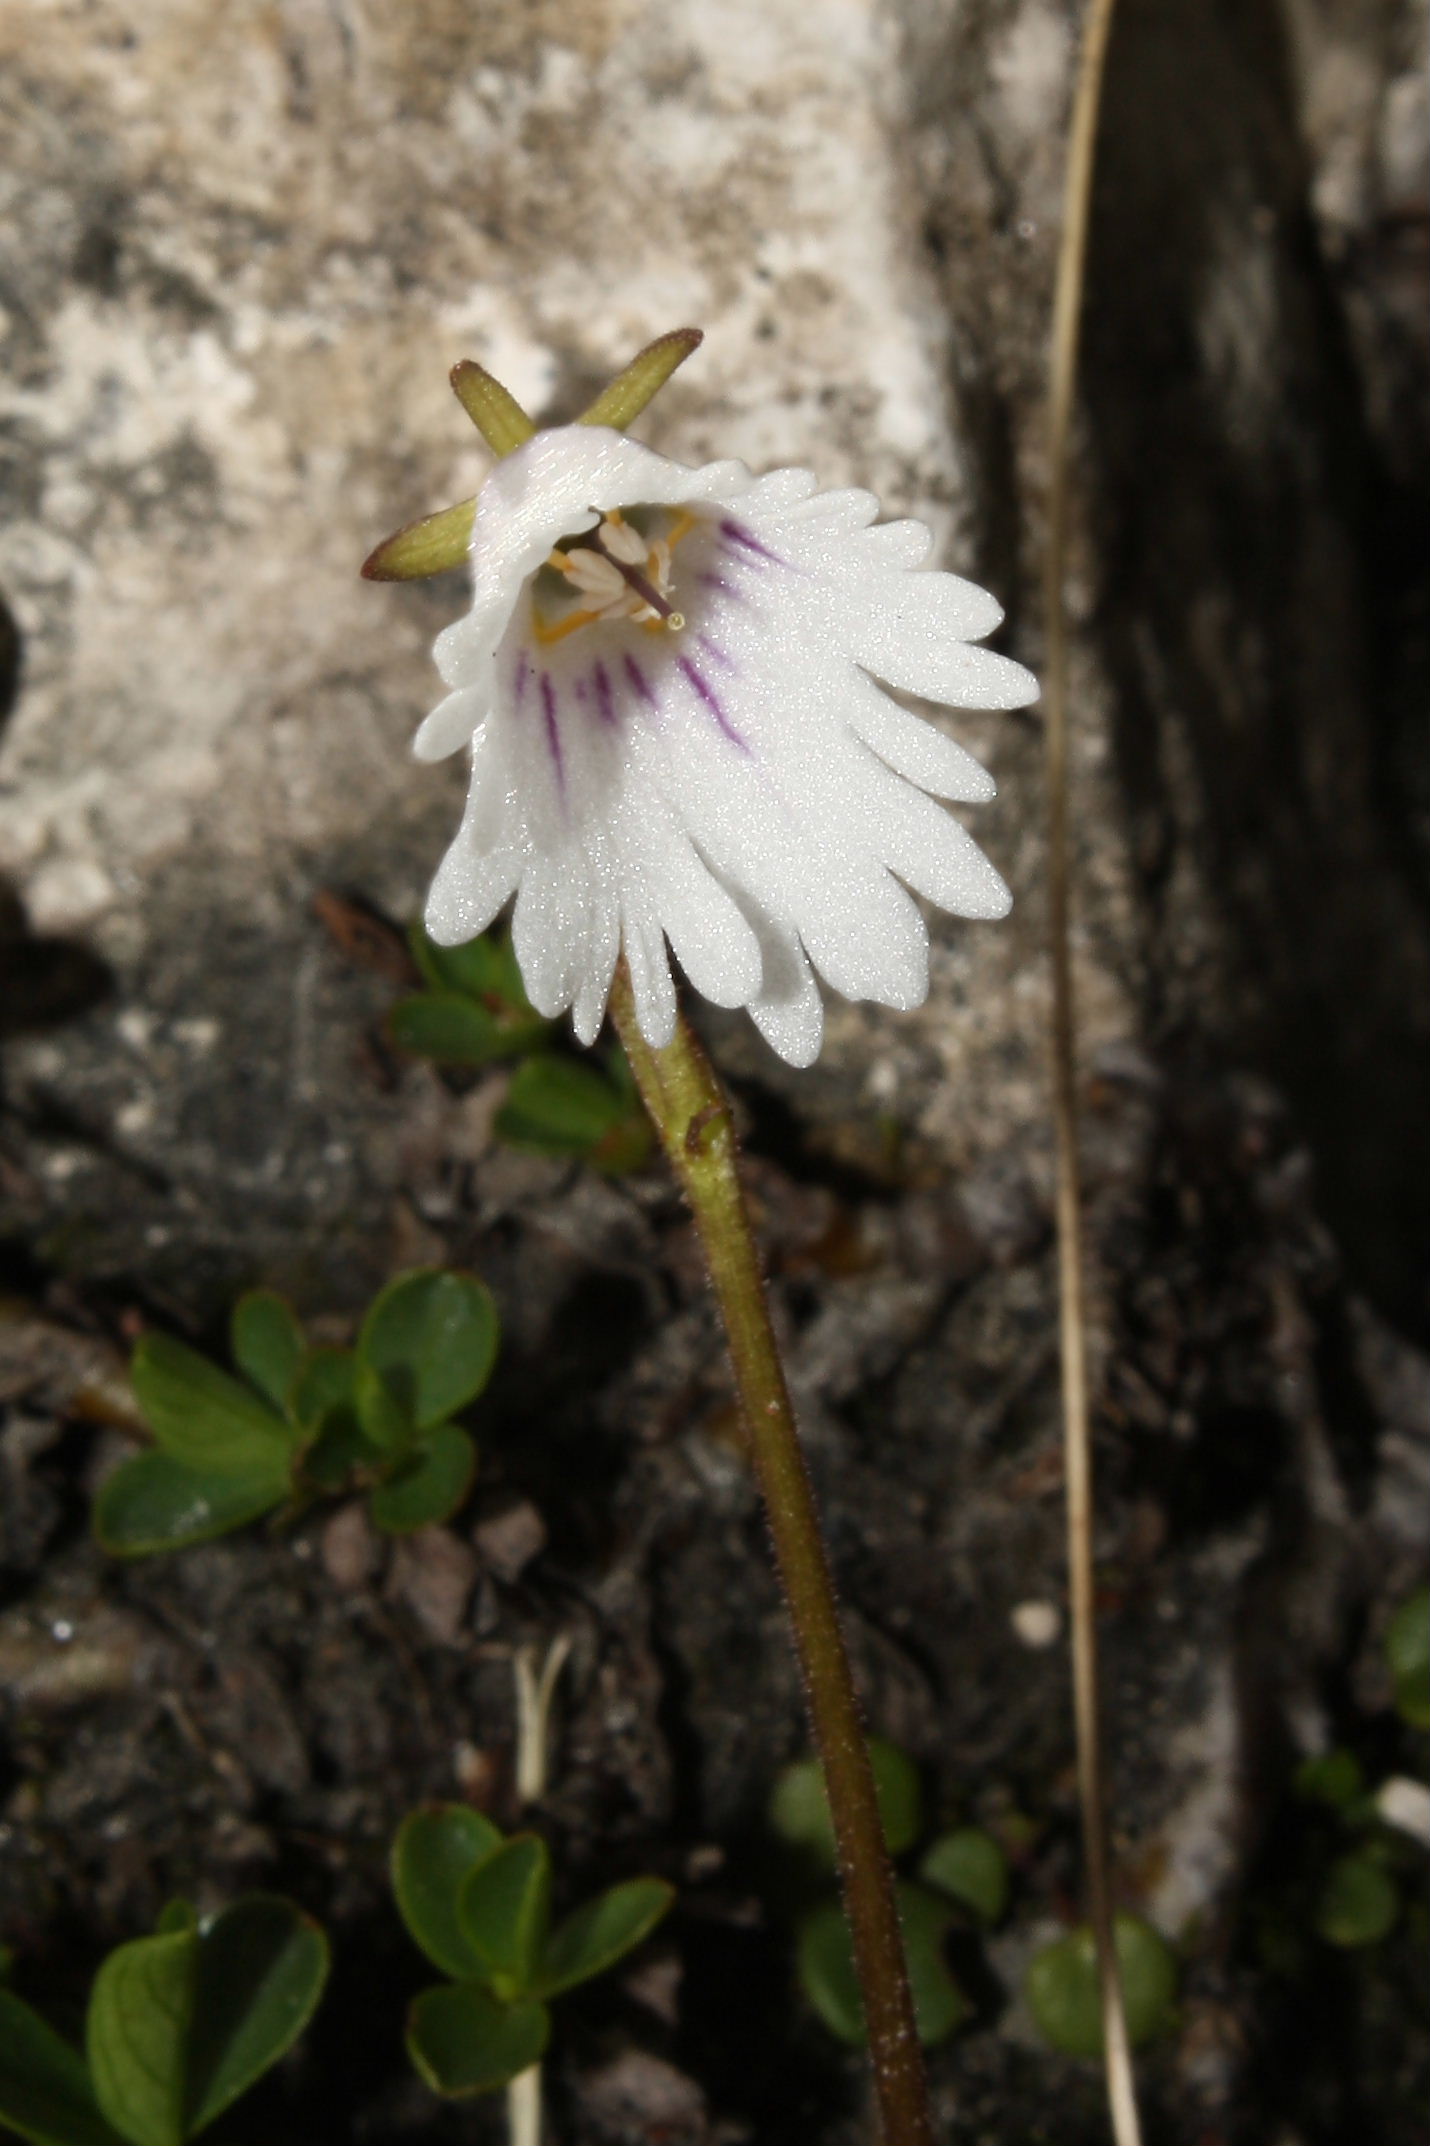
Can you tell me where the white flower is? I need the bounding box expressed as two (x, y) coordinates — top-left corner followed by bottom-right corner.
(415, 424), (1037, 1067)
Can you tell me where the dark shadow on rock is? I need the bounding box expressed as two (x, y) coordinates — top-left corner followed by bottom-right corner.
(0, 879), (113, 1038)
(1083, 0), (1430, 1341)
(0, 590), (19, 734)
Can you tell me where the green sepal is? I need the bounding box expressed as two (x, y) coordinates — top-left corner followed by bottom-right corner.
(577, 329), (703, 431)
(361, 498), (477, 582)
(450, 361), (536, 456)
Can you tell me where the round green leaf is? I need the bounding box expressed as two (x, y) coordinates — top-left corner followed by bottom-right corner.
(228, 1294), (307, 1419)
(355, 1362), (415, 1457)
(184, 1896), (329, 2136)
(357, 1270), (499, 1432)
(405, 1985), (549, 2099)
(494, 1058), (628, 1156)
(1385, 1587), (1430, 1729)
(919, 1828), (1009, 1924)
(94, 1453), (290, 1559)
(1026, 1915), (1178, 2059)
(1294, 1750), (1366, 1811)
(368, 1425), (478, 1534)
(796, 1884), (965, 2049)
(769, 1739), (923, 1870)
(458, 1836), (552, 1998)
(130, 1334), (291, 1475)
(0, 1990), (124, 2146)
(392, 1807), (504, 1981)
(1315, 1853), (1400, 1948)
(87, 1925), (197, 2146)
(534, 1878), (675, 2000)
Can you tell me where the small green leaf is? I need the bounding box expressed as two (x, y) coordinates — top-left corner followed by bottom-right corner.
(388, 995), (509, 1068)
(130, 1334), (291, 1475)
(355, 1363), (415, 1457)
(389, 988), (550, 1067)
(86, 1924), (196, 2146)
(368, 1425), (478, 1534)
(409, 924), (503, 998)
(769, 1739), (923, 1870)
(290, 1351), (371, 1487)
(0, 1990), (124, 2146)
(289, 1349), (356, 1435)
(534, 1878), (675, 1999)
(403, 927), (546, 1040)
(1385, 1587), (1430, 1729)
(228, 1294), (307, 1419)
(301, 1413), (380, 1492)
(1294, 1750), (1366, 1811)
(184, 1897), (329, 2136)
(358, 1270), (499, 1433)
(494, 1058), (629, 1158)
(458, 1836), (552, 1998)
(1315, 1853), (1400, 1948)
(1026, 1915), (1178, 2059)
(154, 1906), (197, 1939)
(94, 1453), (290, 1559)
(797, 1885), (966, 2048)
(919, 1828), (1009, 1924)
(405, 1985), (549, 2099)
(392, 1807), (504, 1981)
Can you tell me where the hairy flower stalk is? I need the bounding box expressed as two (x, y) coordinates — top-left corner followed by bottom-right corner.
(367, 331), (1035, 2144)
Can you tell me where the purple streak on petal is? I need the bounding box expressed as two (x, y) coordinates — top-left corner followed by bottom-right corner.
(719, 518), (786, 566)
(540, 672), (565, 796)
(677, 655), (748, 751)
(697, 570), (745, 602)
(696, 633), (736, 673)
(513, 651), (531, 706)
(593, 660), (617, 727)
(622, 653), (659, 711)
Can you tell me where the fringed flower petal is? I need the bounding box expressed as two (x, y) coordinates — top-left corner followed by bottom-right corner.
(415, 423), (1037, 1063)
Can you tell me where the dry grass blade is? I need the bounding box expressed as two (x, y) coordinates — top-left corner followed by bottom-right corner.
(1043, 3), (1144, 2145)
